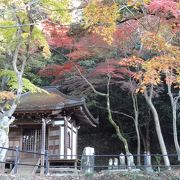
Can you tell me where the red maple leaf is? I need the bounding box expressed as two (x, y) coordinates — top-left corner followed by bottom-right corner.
(147, 0), (180, 18)
(42, 21), (73, 49)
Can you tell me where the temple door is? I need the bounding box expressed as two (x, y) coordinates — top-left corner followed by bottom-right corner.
(22, 128), (41, 158)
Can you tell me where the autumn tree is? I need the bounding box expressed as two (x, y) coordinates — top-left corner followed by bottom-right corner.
(137, 33), (180, 161)
(40, 18), (142, 166)
(77, 0), (179, 168)
(121, 29), (179, 168)
(0, 0), (70, 162)
(39, 0), (180, 168)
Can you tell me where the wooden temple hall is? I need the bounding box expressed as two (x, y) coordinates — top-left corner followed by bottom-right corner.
(6, 87), (98, 173)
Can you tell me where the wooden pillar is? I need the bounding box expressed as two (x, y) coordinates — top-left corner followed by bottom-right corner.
(40, 118), (46, 175)
(59, 126), (61, 159)
(76, 127), (78, 160)
(34, 129), (37, 158)
(20, 126), (23, 159)
(64, 116), (67, 159)
(71, 122), (73, 159)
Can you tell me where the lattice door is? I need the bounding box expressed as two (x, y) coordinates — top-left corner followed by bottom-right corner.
(22, 128), (42, 152)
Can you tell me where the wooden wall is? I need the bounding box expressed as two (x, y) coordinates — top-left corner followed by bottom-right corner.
(48, 119), (78, 160)
(48, 126), (60, 157)
(7, 127), (22, 159)
(7, 118), (78, 161)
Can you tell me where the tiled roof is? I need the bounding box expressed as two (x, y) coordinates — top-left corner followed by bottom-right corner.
(15, 87), (98, 126)
(16, 87), (84, 111)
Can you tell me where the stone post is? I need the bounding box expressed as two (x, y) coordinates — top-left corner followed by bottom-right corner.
(81, 147), (95, 175)
(144, 151), (153, 173)
(108, 158), (113, 170)
(113, 158), (118, 170)
(119, 153), (126, 169)
(129, 153), (136, 169)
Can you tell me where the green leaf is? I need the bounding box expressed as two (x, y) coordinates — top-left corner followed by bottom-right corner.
(0, 69), (47, 93)
(40, 0), (71, 23)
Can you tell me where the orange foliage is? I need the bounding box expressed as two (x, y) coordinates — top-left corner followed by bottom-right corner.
(119, 56), (144, 67)
(0, 91), (15, 100)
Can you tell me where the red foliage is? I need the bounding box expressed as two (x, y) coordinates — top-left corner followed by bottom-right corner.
(67, 32), (106, 60)
(112, 21), (139, 45)
(38, 62), (84, 85)
(39, 3), (180, 91)
(147, 0), (180, 18)
(67, 48), (93, 60)
(92, 59), (135, 79)
(67, 22), (138, 60)
(39, 63), (74, 77)
(42, 21), (73, 48)
(42, 19), (138, 61)
(92, 61), (118, 75)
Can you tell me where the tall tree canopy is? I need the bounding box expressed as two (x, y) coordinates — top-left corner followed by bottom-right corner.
(37, 0), (180, 168)
(1, 0), (179, 168)
(0, 0), (71, 161)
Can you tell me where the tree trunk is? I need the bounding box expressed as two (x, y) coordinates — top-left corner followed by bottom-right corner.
(139, 118), (150, 153)
(144, 88), (171, 169)
(135, 116), (141, 166)
(106, 94), (130, 155)
(106, 76), (131, 169)
(0, 82), (23, 161)
(0, 117), (9, 162)
(146, 119), (151, 154)
(139, 128), (146, 152)
(0, 127), (8, 172)
(139, 124), (153, 171)
(0, 113), (17, 162)
(167, 85), (180, 161)
(172, 106), (180, 161)
(145, 118), (152, 172)
(106, 94), (132, 169)
(132, 93), (141, 166)
(0, 28), (24, 162)
(77, 70), (131, 169)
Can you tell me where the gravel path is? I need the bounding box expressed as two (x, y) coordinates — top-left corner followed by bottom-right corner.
(1, 169), (180, 180)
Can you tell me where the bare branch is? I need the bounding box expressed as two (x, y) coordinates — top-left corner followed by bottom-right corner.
(12, 30), (22, 75)
(74, 64), (107, 97)
(96, 105), (135, 120)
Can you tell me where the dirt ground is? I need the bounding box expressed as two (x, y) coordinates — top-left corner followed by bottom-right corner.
(1, 169), (180, 180)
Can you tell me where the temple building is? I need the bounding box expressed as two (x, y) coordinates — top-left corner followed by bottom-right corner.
(6, 86), (97, 173)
